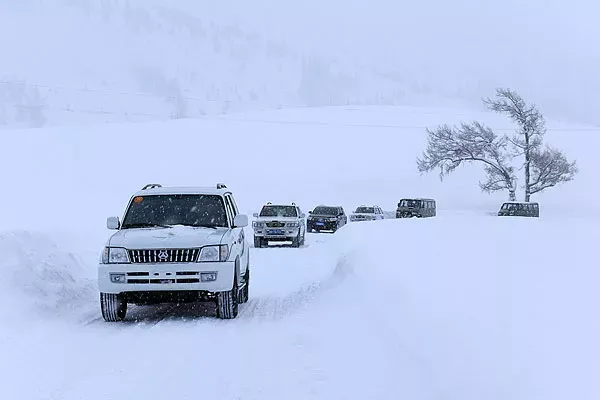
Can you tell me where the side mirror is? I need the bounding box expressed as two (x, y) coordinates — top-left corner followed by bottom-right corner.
(308, 210), (313, 214)
(107, 216), (120, 230)
(252, 212), (258, 218)
(234, 214), (249, 228)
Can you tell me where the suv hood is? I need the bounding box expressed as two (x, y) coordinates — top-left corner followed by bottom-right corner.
(108, 226), (227, 249)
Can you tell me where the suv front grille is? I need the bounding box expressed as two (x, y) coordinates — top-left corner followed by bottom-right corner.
(128, 248), (200, 264)
(266, 221), (285, 228)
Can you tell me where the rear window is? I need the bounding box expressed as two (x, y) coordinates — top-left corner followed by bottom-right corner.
(259, 205), (298, 217)
(122, 194), (228, 228)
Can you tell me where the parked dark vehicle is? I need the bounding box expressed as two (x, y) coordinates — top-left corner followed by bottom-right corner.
(497, 202), (539, 217)
(307, 205), (347, 233)
(396, 198), (436, 218)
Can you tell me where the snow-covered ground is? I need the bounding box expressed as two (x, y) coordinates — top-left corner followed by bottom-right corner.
(1, 106), (599, 399)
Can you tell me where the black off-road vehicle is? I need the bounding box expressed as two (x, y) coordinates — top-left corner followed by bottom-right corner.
(307, 205), (347, 233)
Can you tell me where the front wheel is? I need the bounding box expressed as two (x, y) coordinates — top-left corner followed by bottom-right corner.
(216, 276), (239, 319)
(240, 269), (250, 303)
(100, 293), (127, 322)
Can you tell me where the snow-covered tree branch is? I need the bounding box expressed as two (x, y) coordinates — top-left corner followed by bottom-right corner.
(529, 146), (578, 195)
(417, 121), (516, 199)
(483, 88), (577, 201)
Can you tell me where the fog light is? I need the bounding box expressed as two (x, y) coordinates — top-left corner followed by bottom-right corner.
(201, 272), (217, 282)
(110, 273), (126, 283)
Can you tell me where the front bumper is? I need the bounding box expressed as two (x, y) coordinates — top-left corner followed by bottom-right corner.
(307, 219), (337, 230)
(98, 261), (235, 294)
(253, 226), (300, 239)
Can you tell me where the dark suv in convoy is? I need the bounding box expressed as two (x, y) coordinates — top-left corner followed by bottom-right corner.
(497, 202), (539, 217)
(307, 205), (347, 233)
(396, 198), (436, 218)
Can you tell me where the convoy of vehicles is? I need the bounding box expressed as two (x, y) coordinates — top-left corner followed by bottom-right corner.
(99, 183), (541, 322)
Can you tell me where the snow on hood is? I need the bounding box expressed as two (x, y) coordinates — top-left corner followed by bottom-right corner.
(108, 225), (227, 249)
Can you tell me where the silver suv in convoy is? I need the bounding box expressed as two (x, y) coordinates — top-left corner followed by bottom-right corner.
(349, 205), (385, 222)
(98, 183), (250, 322)
(252, 202), (306, 248)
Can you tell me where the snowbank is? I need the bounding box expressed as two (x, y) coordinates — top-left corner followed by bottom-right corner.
(324, 215), (600, 400)
(0, 231), (96, 323)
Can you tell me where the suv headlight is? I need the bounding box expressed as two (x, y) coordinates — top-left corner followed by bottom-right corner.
(286, 222), (299, 228)
(197, 245), (229, 262)
(102, 247), (130, 264)
(328, 217), (337, 221)
(253, 221), (264, 228)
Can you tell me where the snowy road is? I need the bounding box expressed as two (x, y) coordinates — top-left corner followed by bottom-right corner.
(3, 230), (432, 400)
(3, 215), (600, 400)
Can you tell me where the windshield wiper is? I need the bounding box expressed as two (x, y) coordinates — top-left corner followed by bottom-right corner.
(122, 223), (172, 229)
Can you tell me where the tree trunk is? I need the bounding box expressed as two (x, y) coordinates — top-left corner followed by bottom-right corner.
(508, 177), (517, 201)
(524, 133), (531, 202)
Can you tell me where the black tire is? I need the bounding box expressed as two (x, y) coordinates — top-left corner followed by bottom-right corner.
(291, 232), (300, 248)
(240, 268), (250, 303)
(100, 292), (127, 322)
(216, 274), (239, 319)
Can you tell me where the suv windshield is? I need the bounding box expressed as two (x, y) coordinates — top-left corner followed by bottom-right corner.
(121, 194), (228, 228)
(312, 206), (338, 216)
(259, 205), (297, 217)
(355, 207), (374, 213)
(399, 199), (422, 208)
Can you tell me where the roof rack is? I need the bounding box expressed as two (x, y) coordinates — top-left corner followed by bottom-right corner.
(216, 183), (227, 189)
(141, 183), (162, 190)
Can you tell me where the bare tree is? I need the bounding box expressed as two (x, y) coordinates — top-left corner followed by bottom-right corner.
(529, 146), (578, 196)
(417, 121), (517, 200)
(484, 88), (546, 201)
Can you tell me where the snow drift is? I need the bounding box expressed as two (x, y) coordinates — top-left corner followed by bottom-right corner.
(0, 231), (96, 324)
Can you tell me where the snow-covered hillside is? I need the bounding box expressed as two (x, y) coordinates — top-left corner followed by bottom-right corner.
(0, 0), (436, 129)
(1, 106), (598, 399)
(3, 0), (600, 129)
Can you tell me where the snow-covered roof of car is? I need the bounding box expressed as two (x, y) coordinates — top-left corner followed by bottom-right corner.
(132, 184), (230, 197)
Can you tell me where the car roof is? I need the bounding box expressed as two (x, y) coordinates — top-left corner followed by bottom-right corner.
(502, 201), (539, 205)
(132, 186), (230, 197)
(400, 198), (435, 201)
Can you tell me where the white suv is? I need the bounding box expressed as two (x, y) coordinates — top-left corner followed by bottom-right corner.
(349, 205), (385, 222)
(252, 202), (306, 248)
(98, 183), (250, 321)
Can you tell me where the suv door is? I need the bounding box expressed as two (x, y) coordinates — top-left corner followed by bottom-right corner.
(224, 194), (246, 273)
